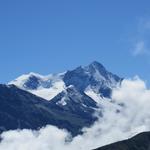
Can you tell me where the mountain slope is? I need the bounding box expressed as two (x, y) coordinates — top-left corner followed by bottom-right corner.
(49, 85), (98, 126)
(5, 61), (122, 136)
(94, 132), (150, 150)
(9, 61), (122, 100)
(9, 72), (65, 100)
(63, 61), (121, 98)
(0, 84), (96, 136)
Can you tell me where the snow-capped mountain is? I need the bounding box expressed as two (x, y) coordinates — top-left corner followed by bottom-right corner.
(9, 72), (65, 100)
(9, 61), (122, 102)
(1, 61), (122, 136)
(64, 61), (121, 98)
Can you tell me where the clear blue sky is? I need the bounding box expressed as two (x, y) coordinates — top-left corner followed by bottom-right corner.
(0, 0), (150, 84)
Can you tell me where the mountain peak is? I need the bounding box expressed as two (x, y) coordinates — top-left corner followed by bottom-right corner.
(9, 61), (122, 100)
(90, 61), (104, 67)
(85, 61), (106, 73)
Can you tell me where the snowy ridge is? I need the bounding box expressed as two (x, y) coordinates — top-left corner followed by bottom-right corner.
(8, 61), (122, 102)
(85, 86), (102, 103)
(9, 72), (66, 100)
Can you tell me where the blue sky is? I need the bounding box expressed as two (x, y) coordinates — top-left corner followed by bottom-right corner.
(0, 0), (150, 84)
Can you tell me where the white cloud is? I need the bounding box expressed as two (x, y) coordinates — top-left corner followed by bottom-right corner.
(131, 18), (150, 56)
(143, 21), (150, 30)
(1, 77), (150, 150)
(132, 40), (148, 56)
(138, 18), (150, 31)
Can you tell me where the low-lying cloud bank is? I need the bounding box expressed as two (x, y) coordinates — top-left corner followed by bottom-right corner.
(1, 77), (150, 150)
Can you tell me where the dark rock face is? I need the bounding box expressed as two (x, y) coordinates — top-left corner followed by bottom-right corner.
(23, 75), (41, 90)
(0, 84), (97, 136)
(63, 61), (122, 98)
(49, 86), (99, 129)
(0, 61), (122, 136)
(23, 74), (53, 90)
(94, 132), (150, 150)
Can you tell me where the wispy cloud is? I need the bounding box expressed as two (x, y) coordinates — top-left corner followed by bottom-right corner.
(131, 18), (150, 57)
(138, 18), (150, 31)
(143, 21), (150, 30)
(132, 40), (149, 56)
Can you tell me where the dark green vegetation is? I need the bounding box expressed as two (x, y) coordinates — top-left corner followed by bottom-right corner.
(94, 132), (150, 150)
(0, 84), (96, 136)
